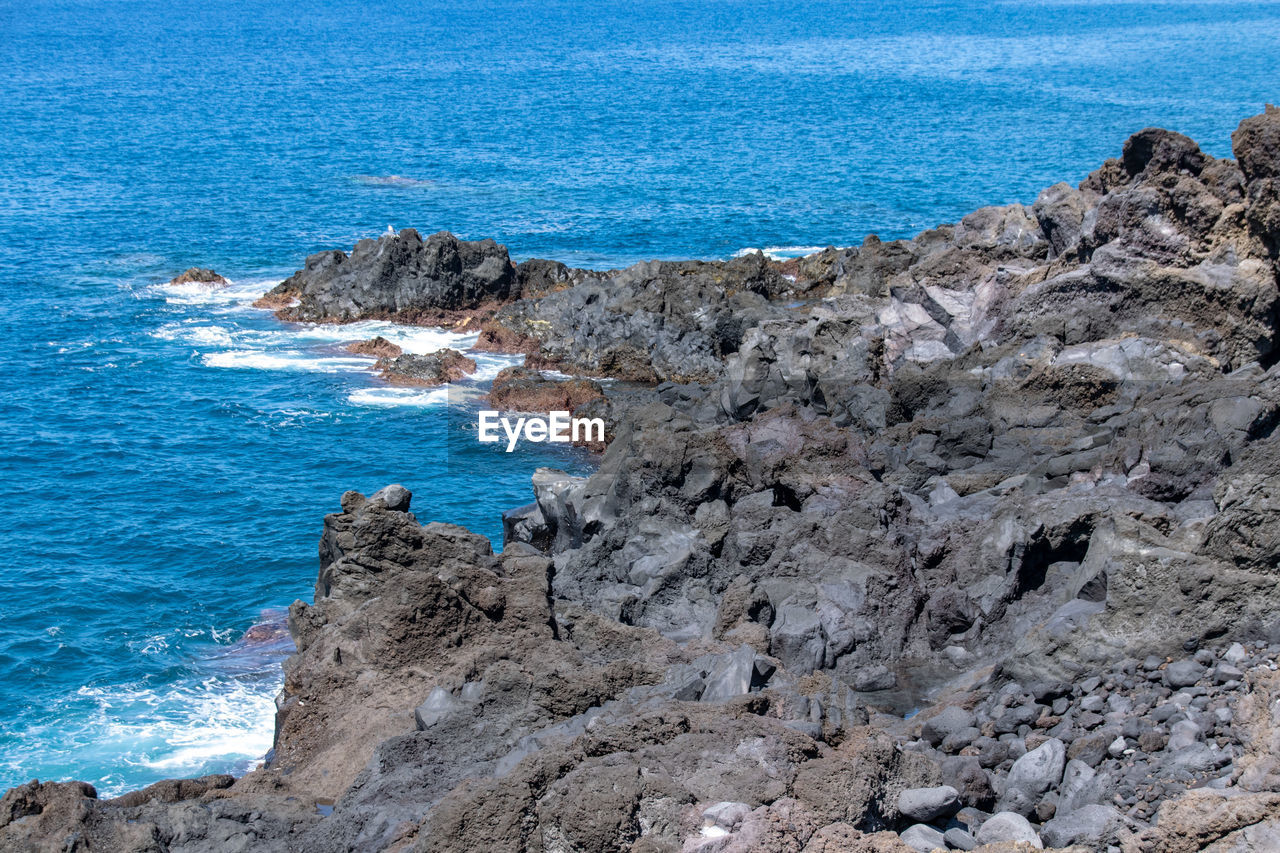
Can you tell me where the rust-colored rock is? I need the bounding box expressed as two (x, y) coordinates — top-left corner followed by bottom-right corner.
(346, 336), (403, 359)
(375, 348), (476, 386)
(169, 267), (228, 286)
(487, 366), (605, 413)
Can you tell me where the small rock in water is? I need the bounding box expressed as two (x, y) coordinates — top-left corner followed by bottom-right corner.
(376, 348), (477, 386)
(347, 336), (403, 359)
(169, 267), (229, 286)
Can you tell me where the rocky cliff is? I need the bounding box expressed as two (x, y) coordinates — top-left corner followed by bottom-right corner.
(6, 110), (1280, 853)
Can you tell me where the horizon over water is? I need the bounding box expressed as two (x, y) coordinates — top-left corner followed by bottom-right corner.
(2, 0), (1279, 796)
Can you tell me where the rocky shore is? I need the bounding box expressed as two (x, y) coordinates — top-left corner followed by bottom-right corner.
(5, 110), (1280, 852)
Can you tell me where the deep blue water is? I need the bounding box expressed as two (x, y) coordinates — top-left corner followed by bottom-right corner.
(2, 0), (1279, 796)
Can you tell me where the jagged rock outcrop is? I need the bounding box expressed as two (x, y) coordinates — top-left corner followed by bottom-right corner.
(260, 229), (518, 324)
(484, 254), (794, 382)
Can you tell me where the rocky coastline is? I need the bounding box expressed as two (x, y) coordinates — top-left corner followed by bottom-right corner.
(5, 110), (1280, 852)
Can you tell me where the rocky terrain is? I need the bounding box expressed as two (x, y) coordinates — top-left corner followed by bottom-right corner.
(374, 349), (477, 387)
(5, 109), (1280, 852)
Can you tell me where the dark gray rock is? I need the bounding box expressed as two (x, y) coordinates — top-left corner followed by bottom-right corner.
(940, 726), (981, 753)
(1067, 730), (1116, 768)
(975, 811), (1042, 848)
(973, 737), (1009, 770)
(267, 229), (517, 322)
(999, 738), (1065, 816)
(1216, 663), (1245, 683)
(900, 823), (948, 853)
(1057, 759), (1101, 815)
(1041, 804), (1125, 848)
(897, 785), (960, 822)
(921, 706), (976, 747)
(1165, 659), (1206, 688)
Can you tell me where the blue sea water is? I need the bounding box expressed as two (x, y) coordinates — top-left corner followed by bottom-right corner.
(1, 0), (1279, 796)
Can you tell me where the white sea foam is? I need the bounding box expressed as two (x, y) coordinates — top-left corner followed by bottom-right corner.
(202, 350), (372, 372)
(471, 352), (524, 381)
(733, 245), (829, 261)
(348, 386), (452, 407)
(154, 275), (525, 415)
(0, 653), (283, 799)
(156, 278), (280, 307)
(175, 309), (491, 382)
(153, 323), (237, 346)
(284, 320), (478, 354)
(82, 675), (277, 786)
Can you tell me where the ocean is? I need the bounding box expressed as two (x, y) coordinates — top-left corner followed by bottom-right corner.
(1, 0), (1278, 796)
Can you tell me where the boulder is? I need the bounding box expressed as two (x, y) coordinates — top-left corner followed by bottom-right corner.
(1041, 804), (1125, 848)
(1165, 659), (1206, 688)
(896, 785), (960, 822)
(899, 823), (947, 853)
(975, 812), (1043, 848)
(999, 738), (1065, 816)
(920, 706), (976, 747)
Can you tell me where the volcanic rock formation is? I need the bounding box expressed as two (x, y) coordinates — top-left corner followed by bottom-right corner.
(7, 111), (1280, 853)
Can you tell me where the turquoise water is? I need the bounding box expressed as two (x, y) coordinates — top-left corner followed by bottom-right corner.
(2, 0), (1279, 796)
